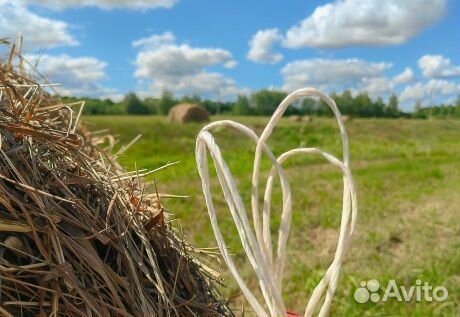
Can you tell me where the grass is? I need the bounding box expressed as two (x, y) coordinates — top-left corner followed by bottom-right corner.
(84, 115), (460, 317)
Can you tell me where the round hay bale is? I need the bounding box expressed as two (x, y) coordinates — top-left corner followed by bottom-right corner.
(302, 115), (313, 122)
(169, 103), (210, 123)
(342, 115), (352, 122)
(0, 44), (231, 317)
(288, 115), (301, 122)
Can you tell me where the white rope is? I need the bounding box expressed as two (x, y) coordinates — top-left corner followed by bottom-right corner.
(195, 87), (358, 317)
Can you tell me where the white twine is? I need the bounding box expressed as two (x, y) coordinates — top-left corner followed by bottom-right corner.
(195, 87), (358, 317)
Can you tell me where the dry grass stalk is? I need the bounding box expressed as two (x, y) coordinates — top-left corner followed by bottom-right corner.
(0, 41), (232, 317)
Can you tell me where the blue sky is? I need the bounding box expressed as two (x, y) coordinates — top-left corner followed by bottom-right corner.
(1, 0), (459, 110)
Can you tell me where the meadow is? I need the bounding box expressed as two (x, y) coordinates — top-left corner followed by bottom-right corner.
(84, 115), (460, 316)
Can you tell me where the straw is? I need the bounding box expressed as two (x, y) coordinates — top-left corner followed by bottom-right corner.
(0, 40), (232, 317)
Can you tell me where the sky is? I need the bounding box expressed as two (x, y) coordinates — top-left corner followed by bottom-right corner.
(1, 0), (459, 110)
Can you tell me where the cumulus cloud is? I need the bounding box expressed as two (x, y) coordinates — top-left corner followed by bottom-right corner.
(132, 31), (176, 48)
(354, 68), (415, 97)
(283, 0), (446, 49)
(418, 55), (460, 78)
(360, 77), (395, 97)
(147, 72), (243, 97)
(133, 32), (243, 98)
(400, 79), (460, 103)
(0, 1), (77, 48)
(281, 58), (392, 92)
(247, 28), (283, 64)
(18, 0), (176, 10)
(25, 54), (116, 97)
(393, 68), (414, 84)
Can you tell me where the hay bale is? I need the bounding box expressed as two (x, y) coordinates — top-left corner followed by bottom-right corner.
(302, 115), (313, 122)
(0, 43), (231, 317)
(342, 115), (352, 122)
(288, 115), (301, 122)
(168, 103), (210, 123)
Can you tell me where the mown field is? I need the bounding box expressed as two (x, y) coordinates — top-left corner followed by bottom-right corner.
(84, 115), (460, 317)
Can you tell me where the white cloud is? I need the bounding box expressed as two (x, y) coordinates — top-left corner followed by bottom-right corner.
(25, 54), (116, 97)
(400, 79), (460, 103)
(148, 72), (244, 97)
(418, 55), (460, 78)
(247, 28), (283, 64)
(400, 83), (426, 102)
(0, 1), (77, 48)
(18, 0), (176, 10)
(283, 0), (446, 49)
(223, 60), (238, 69)
(393, 67), (414, 85)
(132, 31), (176, 48)
(354, 68), (415, 97)
(361, 77), (395, 97)
(281, 58), (392, 92)
(133, 32), (244, 98)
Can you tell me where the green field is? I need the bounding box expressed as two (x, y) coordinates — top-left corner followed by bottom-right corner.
(84, 115), (460, 317)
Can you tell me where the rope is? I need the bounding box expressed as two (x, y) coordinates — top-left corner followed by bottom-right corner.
(195, 87), (358, 317)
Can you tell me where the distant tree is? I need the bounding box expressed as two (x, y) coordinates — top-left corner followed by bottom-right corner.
(301, 97), (317, 115)
(333, 90), (354, 114)
(144, 97), (159, 114)
(125, 92), (149, 114)
(455, 95), (460, 108)
(386, 93), (399, 117)
(201, 100), (218, 114)
(373, 97), (386, 117)
(317, 99), (332, 116)
(158, 91), (175, 115)
(61, 96), (125, 115)
(233, 95), (251, 115)
(412, 99), (427, 119)
(354, 92), (372, 117)
(251, 90), (287, 116)
(220, 101), (233, 114)
(414, 99), (422, 112)
(181, 94), (201, 104)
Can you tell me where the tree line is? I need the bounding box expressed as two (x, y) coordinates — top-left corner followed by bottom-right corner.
(412, 97), (460, 118)
(61, 90), (460, 119)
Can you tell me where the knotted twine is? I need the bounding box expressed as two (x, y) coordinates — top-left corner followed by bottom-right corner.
(195, 87), (358, 317)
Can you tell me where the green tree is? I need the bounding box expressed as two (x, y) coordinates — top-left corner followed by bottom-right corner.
(414, 99), (422, 112)
(373, 97), (386, 117)
(335, 90), (354, 114)
(181, 94), (201, 104)
(386, 94), (399, 117)
(251, 90), (287, 116)
(125, 92), (149, 114)
(354, 92), (372, 117)
(144, 97), (159, 114)
(233, 95), (251, 115)
(301, 97), (317, 115)
(158, 91), (175, 115)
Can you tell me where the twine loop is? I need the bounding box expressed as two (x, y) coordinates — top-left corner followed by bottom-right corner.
(195, 87), (358, 317)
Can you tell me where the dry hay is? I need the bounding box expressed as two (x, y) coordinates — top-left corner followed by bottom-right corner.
(341, 115), (352, 122)
(168, 103), (210, 123)
(287, 115), (301, 122)
(0, 41), (231, 317)
(288, 115), (313, 123)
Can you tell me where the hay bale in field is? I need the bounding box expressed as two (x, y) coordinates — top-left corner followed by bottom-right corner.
(288, 115), (301, 122)
(0, 42), (231, 317)
(342, 115), (352, 122)
(168, 103), (210, 123)
(302, 115), (313, 122)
